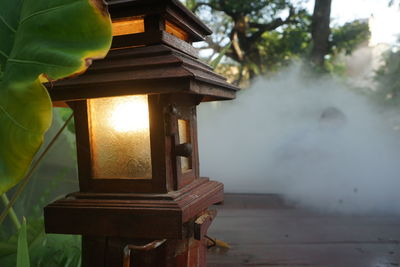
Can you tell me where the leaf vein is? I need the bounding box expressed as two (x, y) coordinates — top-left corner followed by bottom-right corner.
(0, 50), (8, 59)
(8, 58), (74, 69)
(0, 14), (16, 33)
(19, 2), (82, 26)
(0, 104), (31, 132)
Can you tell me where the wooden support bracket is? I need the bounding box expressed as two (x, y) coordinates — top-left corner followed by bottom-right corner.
(194, 210), (217, 240)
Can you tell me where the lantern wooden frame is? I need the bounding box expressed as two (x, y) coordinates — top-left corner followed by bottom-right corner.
(70, 93), (201, 194)
(44, 0), (238, 266)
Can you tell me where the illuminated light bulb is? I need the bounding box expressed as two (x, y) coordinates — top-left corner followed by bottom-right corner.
(109, 95), (149, 133)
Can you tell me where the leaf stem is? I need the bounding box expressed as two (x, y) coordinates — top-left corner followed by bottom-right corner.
(0, 193), (21, 230)
(0, 113), (74, 225)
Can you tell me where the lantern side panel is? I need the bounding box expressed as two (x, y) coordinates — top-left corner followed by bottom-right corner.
(88, 95), (152, 179)
(112, 17), (144, 36)
(178, 119), (192, 172)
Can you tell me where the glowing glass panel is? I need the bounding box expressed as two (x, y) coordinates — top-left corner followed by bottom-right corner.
(178, 119), (191, 172)
(112, 17), (144, 36)
(88, 95), (152, 179)
(166, 20), (189, 41)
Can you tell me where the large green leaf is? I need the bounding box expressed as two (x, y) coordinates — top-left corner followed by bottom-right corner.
(0, 0), (112, 194)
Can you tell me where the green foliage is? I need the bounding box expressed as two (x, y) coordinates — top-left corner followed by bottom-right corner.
(324, 57), (347, 76)
(331, 19), (371, 55)
(0, 0), (112, 195)
(254, 12), (312, 73)
(188, 0), (370, 80)
(16, 218), (30, 267)
(206, 0), (289, 18)
(0, 218), (81, 267)
(31, 232), (81, 267)
(184, 0), (198, 11)
(210, 42), (232, 69)
(190, 0), (311, 80)
(375, 46), (400, 104)
(315, 19), (370, 74)
(0, 2), (111, 263)
(0, 131), (80, 266)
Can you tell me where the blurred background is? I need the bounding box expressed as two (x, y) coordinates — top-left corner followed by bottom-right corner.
(191, 0), (400, 215)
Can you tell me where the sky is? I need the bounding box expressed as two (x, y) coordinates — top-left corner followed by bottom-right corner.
(305, 0), (400, 45)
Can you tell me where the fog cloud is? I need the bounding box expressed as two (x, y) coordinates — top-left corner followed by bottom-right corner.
(198, 65), (400, 215)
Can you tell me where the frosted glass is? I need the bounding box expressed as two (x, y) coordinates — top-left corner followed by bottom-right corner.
(178, 119), (190, 144)
(112, 17), (144, 36)
(178, 119), (191, 172)
(88, 95), (152, 179)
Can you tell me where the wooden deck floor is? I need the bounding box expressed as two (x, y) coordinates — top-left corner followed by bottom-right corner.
(207, 194), (400, 267)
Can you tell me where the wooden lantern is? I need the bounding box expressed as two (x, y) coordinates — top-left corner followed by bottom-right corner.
(44, 0), (238, 266)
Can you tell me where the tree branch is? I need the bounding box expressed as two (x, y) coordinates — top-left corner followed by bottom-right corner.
(231, 31), (244, 61)
(216, 0), (237, 18)
(204, 36), (224, 52)
(248, 5), (296, 44)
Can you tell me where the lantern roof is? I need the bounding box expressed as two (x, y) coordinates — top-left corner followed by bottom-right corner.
(106, 0), (212, 42)
(47, 0), (239, 102)
(48, 44), (238, 102)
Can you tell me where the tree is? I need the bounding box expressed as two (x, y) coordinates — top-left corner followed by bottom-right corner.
(185, 0), (370, 84)
(188, 0), (310, 82)
(375, 45), (400, 104)
(310, 0), (332, 68)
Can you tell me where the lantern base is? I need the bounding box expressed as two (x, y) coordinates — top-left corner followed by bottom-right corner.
(44, 178), (223, 239)
(82, 235), (208, 267)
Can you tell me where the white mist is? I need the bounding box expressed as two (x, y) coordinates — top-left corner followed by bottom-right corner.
(198, 66), (400, 215)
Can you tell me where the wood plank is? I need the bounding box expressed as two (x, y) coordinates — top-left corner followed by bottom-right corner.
(207, 194), (400, 266)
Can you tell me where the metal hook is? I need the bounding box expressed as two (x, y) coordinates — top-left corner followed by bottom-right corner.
(123, 239), (167, 267)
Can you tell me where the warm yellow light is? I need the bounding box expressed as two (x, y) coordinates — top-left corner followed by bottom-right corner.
(112, 17), (144, 36)
(109, 95), (149, 133)
(88, 95), (152, 179)
(166, 20), (189, 41)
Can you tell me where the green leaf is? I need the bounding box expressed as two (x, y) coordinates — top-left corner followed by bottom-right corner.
(0, 218), (45, 258)
(0, 218), (74, 266)
(0, 0), (112, 194)
(0, 242), (16, 258)
(16, 218), (30, 267)
(210, 42), (232, 70)
(31, 234), (81, 267)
